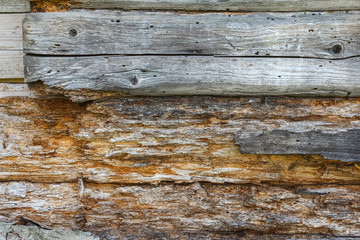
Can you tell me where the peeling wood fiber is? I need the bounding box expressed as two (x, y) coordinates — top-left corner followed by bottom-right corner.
(0, 181), (360, 238)
(1, 86), (360, 183)
(0, 223), (99, 240)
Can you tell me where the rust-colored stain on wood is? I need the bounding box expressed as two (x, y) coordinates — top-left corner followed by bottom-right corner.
(29, 0), (78, 12)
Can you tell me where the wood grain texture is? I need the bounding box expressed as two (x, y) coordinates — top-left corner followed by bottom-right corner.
(0, 0), (30, 13)
(0, 223), (99, 240)
(0, 14), (25, 79)
(23, 11), (360, 59)
(24, 55), (360, 97)
(45, 0), (360, 12)
(0, 181), (360, 238)
(236, 129), (360, 162)
(1, 87), (360, 184)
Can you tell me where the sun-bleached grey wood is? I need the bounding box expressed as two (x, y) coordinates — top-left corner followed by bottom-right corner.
(236, 129), (360, 162)
(0, 0), (30, 13)
(24, 55), (360, 97)
(23, 11), (360, 59)
(0, 14), (25, 79)
(71, 0), (360, 12)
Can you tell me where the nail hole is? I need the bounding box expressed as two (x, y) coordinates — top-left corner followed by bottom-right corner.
(47, 70), (52, 73)
(153, 75), (157, 77)
(195, 22), (200, 24)
(54, 44), (60, 47)
(129, 76), (138, 85)
(69, 29), (77, 37)
(116, 20), (120, 23)
(149, 25), (154, 28)
(331, 44), (342, 54)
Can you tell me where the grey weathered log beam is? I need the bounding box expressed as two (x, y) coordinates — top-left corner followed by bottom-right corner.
(236, 129), (360, 162)
(23, 11), (360, 58)
(24, 55), (360, 97)
(67, 0), (360, 12)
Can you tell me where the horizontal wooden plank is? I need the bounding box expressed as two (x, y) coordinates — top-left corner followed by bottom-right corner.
(0, 14), (25, 79)
(23, 11), (360, 58)
(52, 0), (360, 12)
(1, 181), (360, 237)
(236, 129), (360, 162)
(1, 92), (360, 184)
(0, 0), (30, 13)
(24, 55), (360, 97)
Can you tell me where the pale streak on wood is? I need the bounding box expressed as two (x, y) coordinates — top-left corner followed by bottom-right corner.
(0, 51), (24, 79)
(0, 223), (99, 240)
(0, 14), (25, 79)
(0, 93), (360, 184)
(23, 11), (360, 58)
(1, 181), (359, 237)
(24, 55), (360, 97)
(0, 0), (30, 13)
(0, 83), (30, 97)
(236, 129), (360, 162)
(72, 0), (360, 12)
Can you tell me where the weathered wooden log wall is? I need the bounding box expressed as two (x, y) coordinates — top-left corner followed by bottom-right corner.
(1, 0), (360, 239)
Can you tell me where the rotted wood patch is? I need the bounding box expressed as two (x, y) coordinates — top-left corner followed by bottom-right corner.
(0, 181), (360, 238)
(0, 86), (360, 184)
(0, 223), (98, 240)
(236, 129), (360, 162)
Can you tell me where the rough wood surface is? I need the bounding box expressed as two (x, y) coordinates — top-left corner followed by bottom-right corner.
(0, 51), (24, 79)
(0, 85), (359, 238)
(0, 223), (98, 240)
(30, 0), (360, 12)
(23, 11), (360, 59)
(0, 181), (359, 238)
(0, 14), (25, 79)
(1, 86), (360, 184)
(25, 55), (360, 97)
(236, 129), (360, 162)
(0, 0), (30, 13)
